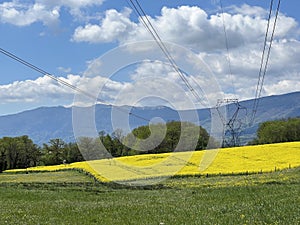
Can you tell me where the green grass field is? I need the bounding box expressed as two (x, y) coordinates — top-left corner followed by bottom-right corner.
(1, 167), (299, 225)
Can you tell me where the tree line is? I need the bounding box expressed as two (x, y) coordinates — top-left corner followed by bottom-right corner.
(0, 121), (209, 172)
(249, 117), (300, 145)
(0, 136), (84, 172)
(97, 121), (209, 157)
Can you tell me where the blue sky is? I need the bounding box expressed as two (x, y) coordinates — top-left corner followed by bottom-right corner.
(0, 0), (299, 115)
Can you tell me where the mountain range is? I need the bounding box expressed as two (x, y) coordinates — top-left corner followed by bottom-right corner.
(0, 92), (299, 145)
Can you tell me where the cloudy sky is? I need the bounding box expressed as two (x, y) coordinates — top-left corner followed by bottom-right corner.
(0, 0), (299, 115)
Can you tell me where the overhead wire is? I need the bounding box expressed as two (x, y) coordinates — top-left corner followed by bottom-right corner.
(0, 47), (150, 122)
(250, 0), (281, 124)
(0, 47), (104, 102)
(251, 0), (274, 123)
(127, 0), (207, 107)
(219, 0), (236, 97)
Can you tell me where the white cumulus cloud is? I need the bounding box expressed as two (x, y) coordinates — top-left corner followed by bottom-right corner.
(70, 5), (300, 102)
(0, 1), (60, 26)
(1, 3), (300, 110)
(71, 5), (298, 51)
(0, 0), (105, 26)
(72, 7), (137, 43)
(0, 73), (132, 107)
(0, 75), (74, 103)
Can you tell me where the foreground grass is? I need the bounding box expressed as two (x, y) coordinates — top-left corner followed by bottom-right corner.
(0, 168), (299, 224)
(0, 170), (94, 184)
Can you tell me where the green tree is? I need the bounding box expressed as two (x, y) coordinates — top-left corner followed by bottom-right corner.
(15, 136), (40, 168)
(63, 142), (84, 163)
(0, 148), (5, 172)
(102, 134), (115, 156)
(0, 136), (40, 171)
(2, 137), (20, 169)
(126, 121), (209, 154)
(77, 136), (110, 160)
(77, 137), (96, 160)
(251, 117), (300, 145)
(111, 129), (126, 156)
(41, 139), (66, 165)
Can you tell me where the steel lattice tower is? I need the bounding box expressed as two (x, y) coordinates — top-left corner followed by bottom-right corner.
(216, 99), (247, 147)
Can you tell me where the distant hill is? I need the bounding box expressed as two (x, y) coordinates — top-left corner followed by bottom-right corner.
(237, 92), (300, 142)
(0, 92), (299, 145)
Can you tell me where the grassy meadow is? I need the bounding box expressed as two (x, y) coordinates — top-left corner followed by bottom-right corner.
(0, 168), (299, 224)
(1, 142), (300, 224)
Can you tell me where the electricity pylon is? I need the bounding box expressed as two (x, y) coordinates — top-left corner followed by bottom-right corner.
(216, 99), (247, 147)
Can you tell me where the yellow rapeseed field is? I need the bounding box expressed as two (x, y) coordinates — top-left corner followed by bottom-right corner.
(6, 142), (300, 183)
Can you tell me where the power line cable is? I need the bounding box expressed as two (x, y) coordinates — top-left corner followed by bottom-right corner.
(219, 0), (237, 98)
(252, 0), (274, 121)
(127, 0), (207, 107)
(250, 0), (280, 124)
(0, 47), (150, 122)
(0, 47), (104, 102)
